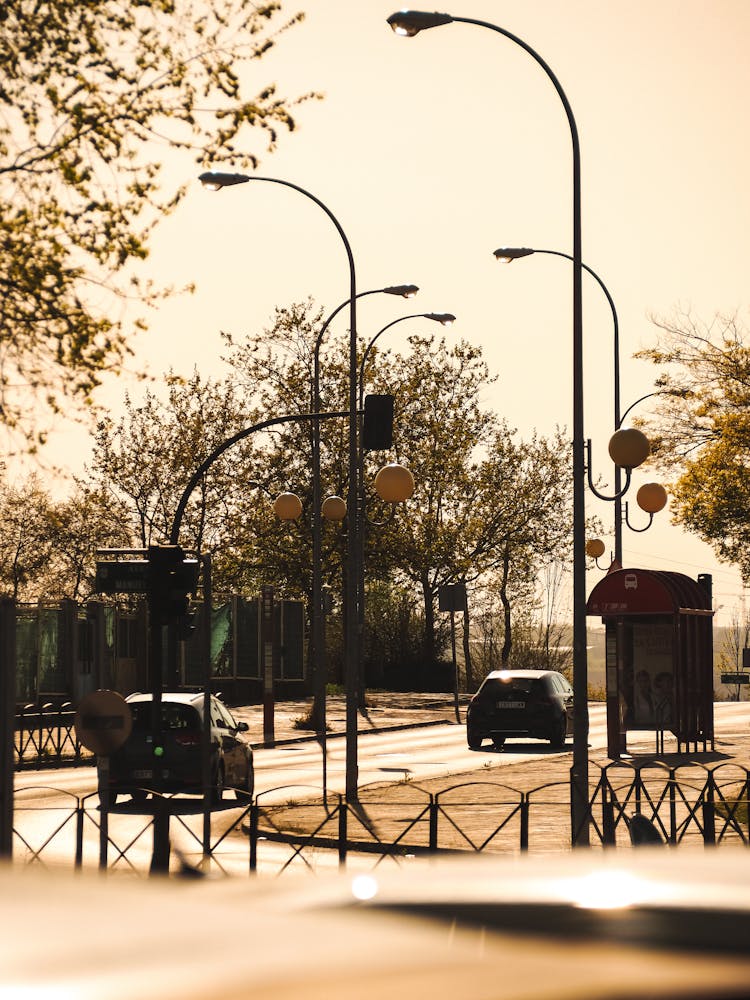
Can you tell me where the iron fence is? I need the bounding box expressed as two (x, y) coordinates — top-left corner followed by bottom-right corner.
(10, 760), (750, 877)
(14, 703), (92, 769)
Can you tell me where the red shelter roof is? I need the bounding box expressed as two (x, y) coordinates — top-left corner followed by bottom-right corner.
(586, 569), (712, 617)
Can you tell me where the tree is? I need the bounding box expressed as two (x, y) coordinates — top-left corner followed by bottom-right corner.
(636, 311), (750, 578)
(0, 475), (55, 599)
(368, 335), (575, 675)
(44, 483), (132, 600)
(0, 0), (310, 448)
(717, 608), (750, 702)
(87, 370), (265, 587)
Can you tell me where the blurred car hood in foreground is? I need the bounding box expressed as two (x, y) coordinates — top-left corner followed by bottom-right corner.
(2, 849), (750, 999)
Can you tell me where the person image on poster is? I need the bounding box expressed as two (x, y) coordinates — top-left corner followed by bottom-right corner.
(653, 671), (674, 727)
(633, 669), (655, 726)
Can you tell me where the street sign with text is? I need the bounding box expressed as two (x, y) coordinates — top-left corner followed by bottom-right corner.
(95, 560), (150, 594)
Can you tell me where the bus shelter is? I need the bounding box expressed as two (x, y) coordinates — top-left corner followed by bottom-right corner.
(586, 569), (714, 757)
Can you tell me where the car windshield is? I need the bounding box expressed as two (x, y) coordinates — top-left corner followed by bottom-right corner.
(130, 702), (200, 732)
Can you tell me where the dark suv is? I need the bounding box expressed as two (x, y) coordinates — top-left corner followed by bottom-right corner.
(466, 669), (573, 750)
(108, 692), (254, 804)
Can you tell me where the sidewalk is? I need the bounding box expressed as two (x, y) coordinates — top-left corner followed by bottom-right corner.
(235, 691), (467, 748)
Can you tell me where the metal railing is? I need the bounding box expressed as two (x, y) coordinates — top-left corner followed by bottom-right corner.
(11, 760), (750, 876)
(14, 703), (92, 769)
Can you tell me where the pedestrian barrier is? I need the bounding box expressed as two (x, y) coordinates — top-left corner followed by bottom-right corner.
(10, 760), (750, 876)
(14, 703), (91, 769)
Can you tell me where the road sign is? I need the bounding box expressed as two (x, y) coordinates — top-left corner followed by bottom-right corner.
(95, 560), (149, 594)
(438, 583), (467, 613)
(721, 673), (750, 686)
(74, 690), (133, 756)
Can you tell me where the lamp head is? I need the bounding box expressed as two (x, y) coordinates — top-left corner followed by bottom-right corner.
(321, 495), (348, 521)
(384, 284), (419, 298)
(387, 10), (453, 35)
(493, 247), (535, 263)
(199, 171), (251, 191)
(424, 313), (456, 325)
(374, 463), (415, 503)
(608, 427), (650, 470)
(636, 482), (668, 515)
(273, 492), (303, 521)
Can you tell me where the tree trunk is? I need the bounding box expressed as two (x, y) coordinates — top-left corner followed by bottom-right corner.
(421, 573), (436, 673)
(499, 546), (512, 666)
(461, 595), (474, 691)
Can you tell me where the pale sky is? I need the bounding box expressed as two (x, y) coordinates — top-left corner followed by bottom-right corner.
(44, 0), (750, 623)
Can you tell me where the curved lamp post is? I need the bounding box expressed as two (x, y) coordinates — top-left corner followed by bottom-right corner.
(199, 169), (362, 801)
(309, 285), (418, 758)
(388, 10), (589, 844)
(356, 310), (454, 705)
(494, 247), (670, 568)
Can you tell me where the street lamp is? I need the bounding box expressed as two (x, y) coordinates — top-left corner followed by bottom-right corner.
(356, 310), (454, 706)
(388, 11), (589, 843)
(199, 169), (362, 801)
(495, 249), (671, 568)
(310, 285), (418, 781)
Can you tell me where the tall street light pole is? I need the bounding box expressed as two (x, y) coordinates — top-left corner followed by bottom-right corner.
(199, 170), (361, 802)
(357, 311), (455, 705)
(387, 11), (589, 843)
(494, 247), (624, 564)
(310, 285), (417, 762)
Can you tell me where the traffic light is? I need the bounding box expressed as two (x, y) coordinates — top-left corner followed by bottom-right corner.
(147, 544), (199, 629)
(362, 393), (394, 450)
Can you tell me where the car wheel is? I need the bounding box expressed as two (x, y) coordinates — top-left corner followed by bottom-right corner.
(549, 716), (567, 749)
(467, 728), (483, 750)
(492, 736), (506, 750)
(212, 765), (224, 804)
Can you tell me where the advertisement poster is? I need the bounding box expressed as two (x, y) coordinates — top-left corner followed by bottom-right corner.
(629, 624), (674, 729)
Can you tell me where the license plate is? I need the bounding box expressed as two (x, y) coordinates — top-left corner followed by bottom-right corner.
(497, 701), (525, 709)
(133, 769), (152, 779)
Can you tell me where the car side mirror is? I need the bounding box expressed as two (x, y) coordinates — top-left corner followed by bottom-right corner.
(237, 721), (249, 733)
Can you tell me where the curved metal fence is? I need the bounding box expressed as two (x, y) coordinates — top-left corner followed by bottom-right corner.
(10, 760), (750, 877)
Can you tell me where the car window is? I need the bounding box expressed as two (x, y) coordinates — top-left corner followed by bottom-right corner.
(130, 703), (201, 731)
(211, 699), (238, 731)
(219, 703), (239, 730)
(479, 677), (535, 698)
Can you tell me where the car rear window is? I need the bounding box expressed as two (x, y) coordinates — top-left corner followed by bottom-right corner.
(479, 677), (543, 699)
(130, 703), (201, 732)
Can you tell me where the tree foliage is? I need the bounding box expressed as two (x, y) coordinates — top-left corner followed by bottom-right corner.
(0, 0), (309, 447)
(636, 311), (750, 578)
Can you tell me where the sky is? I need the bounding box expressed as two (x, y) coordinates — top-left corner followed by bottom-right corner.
(43, 0), (750, 624)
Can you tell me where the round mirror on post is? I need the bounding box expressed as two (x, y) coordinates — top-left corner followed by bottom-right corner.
(374, 463), (415, 503)
(273, 492), (303, 521)
(636, 482), (668, 514)
(585, 538), (606, 559)
(321, 495), (347, 521)
(608, 427), (650, 469)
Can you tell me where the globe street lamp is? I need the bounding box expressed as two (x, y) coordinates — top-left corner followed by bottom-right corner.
(199, 170), (362, 801)
(494, 247), (627, 560)
(388, 11), (589, 843)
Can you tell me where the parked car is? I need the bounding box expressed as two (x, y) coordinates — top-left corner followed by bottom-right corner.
(107, 691), (254, 803)
(466, 669), (573, 750)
